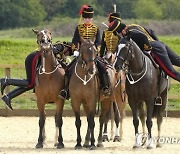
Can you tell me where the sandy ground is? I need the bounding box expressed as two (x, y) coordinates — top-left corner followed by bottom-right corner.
(0, 116), (179, 154)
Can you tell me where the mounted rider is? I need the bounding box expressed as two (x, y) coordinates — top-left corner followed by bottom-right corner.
(1, 32), (71, 110)
(108, 20), (180, 82)
(59, 5), (111, 99)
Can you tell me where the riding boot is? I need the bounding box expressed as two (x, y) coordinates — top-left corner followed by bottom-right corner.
(59, 58), (77, 99)
(101, 72), (110, 96)
(1, 78), (29, 95)
(1, 87), (30, 111)
(59, 74), (70, 100)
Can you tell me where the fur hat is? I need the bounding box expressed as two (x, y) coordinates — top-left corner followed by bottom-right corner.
(108, 12), (121, 23)
(108, 20), (126, 34)
(79, 5), (94, 18)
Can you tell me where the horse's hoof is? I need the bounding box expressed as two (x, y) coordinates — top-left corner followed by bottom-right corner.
(133, 145), (141, 149)
(97, 143), (104, 148)
(102, 135), (109, 142)
(147, 144), (154, 149)
(156, 143), (162, 148)
(83, 143), (90, 148)
(113, 136), (121, 142)
(89, 145), (96, 150)
(56, 143), (64, 149)
(35, 143), (43, 148)
(75, 144), (82, 150)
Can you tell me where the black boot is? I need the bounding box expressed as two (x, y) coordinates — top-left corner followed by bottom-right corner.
(101, 73), (110, 96)
(1, 78), (29, 95)
(1, 87), (29, 111)
(59, 75), (70, 100)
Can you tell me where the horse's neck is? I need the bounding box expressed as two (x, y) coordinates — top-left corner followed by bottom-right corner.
(41, 50), (57, 71)
(130, 46), (145, 73)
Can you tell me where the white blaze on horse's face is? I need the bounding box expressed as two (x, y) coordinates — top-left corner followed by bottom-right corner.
(113, 44), (126, 67)
(39, 30), (52, 50)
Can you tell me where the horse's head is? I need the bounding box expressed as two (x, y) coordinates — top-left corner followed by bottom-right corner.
(79, 37), (97, 75)
(114, 36), (134, 72)
(32, 29), (52, 51)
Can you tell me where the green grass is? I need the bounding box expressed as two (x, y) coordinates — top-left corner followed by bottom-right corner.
(0, 36), (179, 110)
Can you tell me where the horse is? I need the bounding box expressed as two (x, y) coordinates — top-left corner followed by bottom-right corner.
(114, 36), (169, 149)
(32, 29), (65, 149)
(97, 53), (127, 147)
(68, 38), (99, 150)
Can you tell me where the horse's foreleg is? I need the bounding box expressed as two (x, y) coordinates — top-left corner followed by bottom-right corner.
(55, 112), (64, 149)
(129, 101), (140, 148)
(36, 111), (46, 148)
(146, 101), (154, 149)
(113, 102), (121, 142)
(97, 111), (107, 147)
(74, 112), (82, 149)
(156, 112), (163, 148)
(87, 112), (96, 150)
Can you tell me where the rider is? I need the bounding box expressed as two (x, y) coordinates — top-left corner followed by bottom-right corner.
(108, 20), (180, 82)
(1, 40), (68, 110)
(100, 12), (121, 57)
(1, 51), (40, 110)
(59, 5), (111, 99)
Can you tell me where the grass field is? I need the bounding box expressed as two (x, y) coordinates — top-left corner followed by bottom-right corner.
(0, 36), (179, 110)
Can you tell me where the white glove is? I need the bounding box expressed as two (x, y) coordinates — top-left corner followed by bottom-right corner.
(73, 50), (79, 57)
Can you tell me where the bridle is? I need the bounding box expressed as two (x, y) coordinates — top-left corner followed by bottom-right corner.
(37, 30), (61, 75)
(75, 42), (97, 85)
(115, 40), (148, 84)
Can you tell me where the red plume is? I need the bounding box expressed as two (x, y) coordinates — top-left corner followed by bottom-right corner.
(79, 5), (89, 15)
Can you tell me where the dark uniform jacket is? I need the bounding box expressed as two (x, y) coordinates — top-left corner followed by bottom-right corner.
(72, 23), (101, 50)
(100, 30), (119, 57)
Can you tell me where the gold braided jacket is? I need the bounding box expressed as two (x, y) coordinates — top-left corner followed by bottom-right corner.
(78, 24), (98, 40)
(128, 24), (155, 42)
(104, 30), (119, 53)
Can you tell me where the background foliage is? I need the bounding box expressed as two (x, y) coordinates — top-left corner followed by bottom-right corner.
(1, 0), (180, 29)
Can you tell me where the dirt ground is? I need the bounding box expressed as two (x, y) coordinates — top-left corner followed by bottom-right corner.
(0, 116), (179, 154)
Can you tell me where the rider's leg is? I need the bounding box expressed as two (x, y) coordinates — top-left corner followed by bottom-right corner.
(1, 78), (29, 95)
(59, 58), (77, 99)
(2, 87), (31, 110)
(151, 41), (180, 82)
(96, 59), (110, 96)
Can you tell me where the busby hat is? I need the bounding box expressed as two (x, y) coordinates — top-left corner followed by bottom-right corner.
(108, 12), (121, 23)
(108, 20), (126, 34)
(79, 5), (94, 18)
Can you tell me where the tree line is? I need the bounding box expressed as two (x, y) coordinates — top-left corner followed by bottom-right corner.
(0, 0), (180, 30)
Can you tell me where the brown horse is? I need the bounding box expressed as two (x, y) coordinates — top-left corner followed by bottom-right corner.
(97, 53), (127, 147)
(69, 38), (99, 150)
(32, 29), (65, 149)
(114, 36), (169, 149)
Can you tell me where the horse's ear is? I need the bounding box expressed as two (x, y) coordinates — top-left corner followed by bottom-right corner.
(32, 29), (39, 34)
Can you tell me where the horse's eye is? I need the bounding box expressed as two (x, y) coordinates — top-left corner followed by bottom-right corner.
(41, 39), (45, 43)
(48, 39), (51, 43)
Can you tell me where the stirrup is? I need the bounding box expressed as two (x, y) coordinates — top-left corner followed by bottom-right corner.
(102, 87), (110, 96)
(154, 96), (162, 105)
(59, 90), (68, 99)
